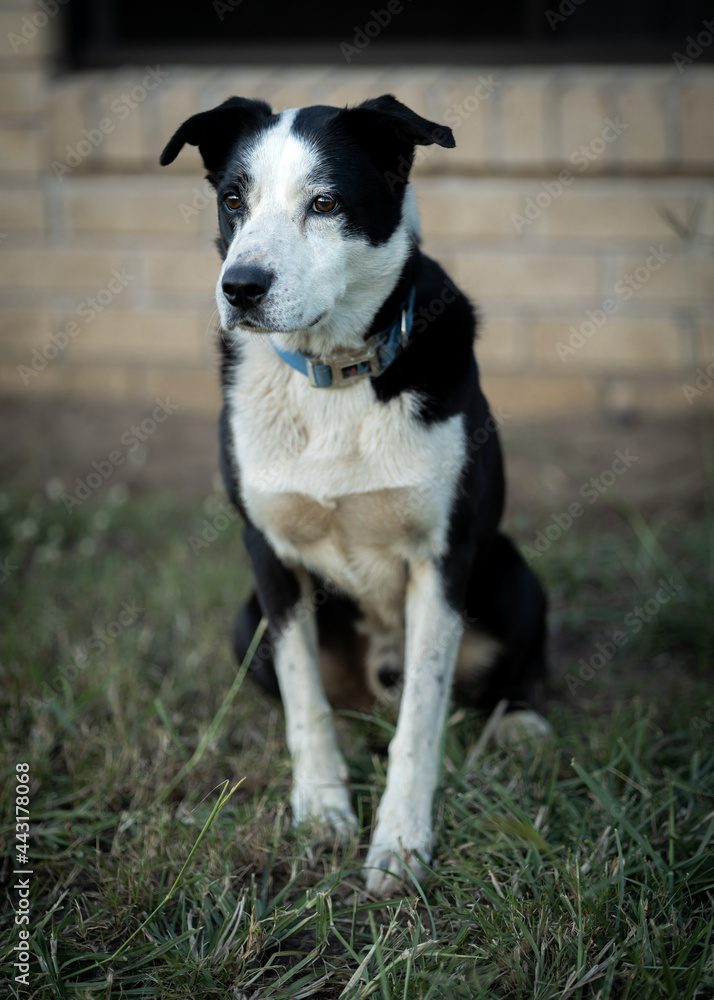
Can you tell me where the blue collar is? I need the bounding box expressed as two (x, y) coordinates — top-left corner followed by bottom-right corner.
(269, 287), (416, 389)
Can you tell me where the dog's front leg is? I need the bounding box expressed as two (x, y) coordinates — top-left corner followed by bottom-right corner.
(365, 560), (463, 897)
(244, 525), (357, 835)
(275, 609), (357, 834)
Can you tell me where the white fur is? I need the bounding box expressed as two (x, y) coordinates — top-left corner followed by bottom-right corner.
(227, 346), (465, 632)
(364, 561), (464, 895)
(272, 600), (356, 834)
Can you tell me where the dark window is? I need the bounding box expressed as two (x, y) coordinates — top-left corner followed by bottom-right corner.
(63, 0), (714, 68)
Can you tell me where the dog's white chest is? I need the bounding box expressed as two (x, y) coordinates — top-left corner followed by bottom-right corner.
(227, 344), (465, 629)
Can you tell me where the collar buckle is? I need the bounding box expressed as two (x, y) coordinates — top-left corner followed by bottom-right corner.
(400, 307), (409, 349)
(305, 358), (324, 388)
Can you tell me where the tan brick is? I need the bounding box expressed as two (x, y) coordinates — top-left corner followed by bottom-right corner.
(0, 308), (51, 354)
(16, 357), (110, 398)
(64, 178), (204, 235)
(500, 76), (549, 165)
(613, 377), (714, 413)
(681, 79), (714, 164)
(13, 330), (76, 386)
(0, 127), (41, 173)
(0, 0), (41, 10)
(480, 374), (600, 417)
(142, 250), (219, 293)
(612, 252), (713, 302)
(0, 69), (43, 114)
(0, 362), (68, 398)
(0, 250), (133, 291)
(0, 187), (46, 231)
(0, 11), (52, 58)
(541, 187), (688, 240)
(210, 68), (283, 108)
(696, 324), (714, 364)
(560, 81), (619, 170)
(436, 71), (497, 169)
(46, 78), (89, 166)
(452, 252), (600, 303)
(702, 196), (714, 236)
(618, 82), (668, 164)
(62, 365), (132, 402)
(316, 69), (397, 110)
(71, 310), (210, 363)
(267, 67), (331, 113)
(141, 367), (220, 415)
(476, 316), (520, 369)
(92, 74), (156, 170)
(533, 316), (682, 371)
(415, 179), (525, 239)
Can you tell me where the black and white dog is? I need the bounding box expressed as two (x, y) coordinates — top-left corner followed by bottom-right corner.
(161, 95), (549, 897)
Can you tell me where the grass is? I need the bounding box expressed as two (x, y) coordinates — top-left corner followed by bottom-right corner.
(1, 478), (713, 999)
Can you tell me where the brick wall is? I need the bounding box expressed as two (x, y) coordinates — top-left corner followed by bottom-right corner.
(1, 2), (713, 419)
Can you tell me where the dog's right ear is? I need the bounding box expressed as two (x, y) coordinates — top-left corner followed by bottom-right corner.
(159, 96), (273, 180)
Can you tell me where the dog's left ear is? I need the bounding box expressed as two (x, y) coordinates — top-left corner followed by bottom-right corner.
(337, 94), (455, 187)
(159, 96), (273, 181)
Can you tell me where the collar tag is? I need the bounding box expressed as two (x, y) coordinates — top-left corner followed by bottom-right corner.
(341, 358), (373, 381)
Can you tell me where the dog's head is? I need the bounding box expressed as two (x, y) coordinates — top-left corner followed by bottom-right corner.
(160, 95), (454, 354)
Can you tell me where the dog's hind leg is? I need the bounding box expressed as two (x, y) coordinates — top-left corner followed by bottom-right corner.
(365, 634), (404, 709)
(457, 532), (551, 745)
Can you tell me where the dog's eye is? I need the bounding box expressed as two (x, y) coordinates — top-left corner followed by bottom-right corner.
(225, 193), (242, 211)
(313, 194), (337, 214)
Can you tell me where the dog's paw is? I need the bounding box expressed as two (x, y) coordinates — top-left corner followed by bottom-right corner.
(495, 709), (552, 750)
(364, 807), (433, 897)
(291, 773), (358, 839)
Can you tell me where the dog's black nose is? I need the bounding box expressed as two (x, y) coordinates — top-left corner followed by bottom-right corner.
(221, 264), (273, 310)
